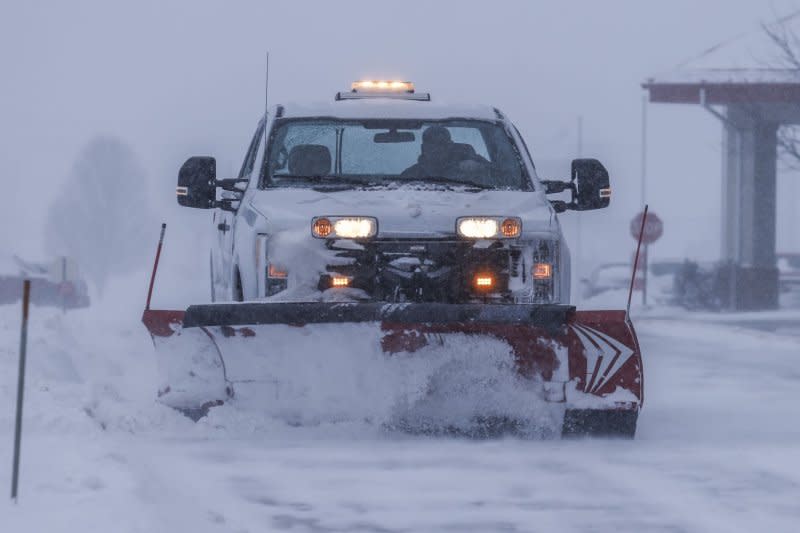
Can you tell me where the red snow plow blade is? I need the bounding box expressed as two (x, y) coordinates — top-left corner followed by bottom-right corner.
(142, 302), (643, 437)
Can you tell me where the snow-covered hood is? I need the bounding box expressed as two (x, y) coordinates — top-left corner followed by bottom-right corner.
(247, 187), (555, 238)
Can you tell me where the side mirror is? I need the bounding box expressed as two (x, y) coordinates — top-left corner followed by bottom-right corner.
(571, 158), (610, 211)
(177, 156), (216, 209)
(177, 156), (246, 211)
(541, 159), (611, 212)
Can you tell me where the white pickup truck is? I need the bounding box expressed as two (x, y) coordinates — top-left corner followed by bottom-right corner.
(177, 81), (610, 306)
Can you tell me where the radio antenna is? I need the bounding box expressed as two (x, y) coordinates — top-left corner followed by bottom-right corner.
(264, 52), (270, 155)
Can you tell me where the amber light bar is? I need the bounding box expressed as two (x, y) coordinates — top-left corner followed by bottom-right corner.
(352, 80), (414, 92)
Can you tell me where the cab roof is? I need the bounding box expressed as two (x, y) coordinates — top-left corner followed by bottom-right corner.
(276, 98), (503, 121)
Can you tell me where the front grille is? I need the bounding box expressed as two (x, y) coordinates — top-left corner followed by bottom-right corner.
(324, 238), (525, 303)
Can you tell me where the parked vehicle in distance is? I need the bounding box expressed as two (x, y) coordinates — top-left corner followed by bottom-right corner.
(777, 252), (800, 291)
(581, 259), (686, 304)
(580, 262), (631, 300)
(0, 255), (90, 309)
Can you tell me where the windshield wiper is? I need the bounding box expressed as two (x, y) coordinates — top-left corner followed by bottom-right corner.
(273, 175), (367, 185)
(404, 176), (491, 190)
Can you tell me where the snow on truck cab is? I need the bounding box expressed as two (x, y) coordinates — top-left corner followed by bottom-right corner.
(147, 81), (643, 438)
(177, 81), (611, 305)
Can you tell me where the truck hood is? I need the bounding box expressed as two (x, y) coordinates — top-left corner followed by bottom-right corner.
(247, 187), (555, 238)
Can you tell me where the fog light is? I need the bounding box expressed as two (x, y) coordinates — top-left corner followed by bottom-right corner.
(473, 273), (495, 290)
(331, 276), (350, 287)
(533, 263), (552, 280)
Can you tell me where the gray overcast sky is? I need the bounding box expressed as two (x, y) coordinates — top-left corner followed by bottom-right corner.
(1, 0), (796, 300)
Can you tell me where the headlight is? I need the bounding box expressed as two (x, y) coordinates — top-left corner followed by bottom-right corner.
(456, 217), (521, 239)
(311, 216), (377, 239)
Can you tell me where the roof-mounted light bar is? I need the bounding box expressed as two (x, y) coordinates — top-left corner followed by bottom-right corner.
(335, 79), (430, 101)
(353, 80), (415, 92)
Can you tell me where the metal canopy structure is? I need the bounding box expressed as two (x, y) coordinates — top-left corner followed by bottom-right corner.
(642, 17), (800, 310)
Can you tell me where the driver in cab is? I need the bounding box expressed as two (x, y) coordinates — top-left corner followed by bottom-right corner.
(401, 126), (489, 179)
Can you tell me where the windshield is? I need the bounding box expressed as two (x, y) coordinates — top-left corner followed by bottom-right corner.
(261, 119), (530, 190)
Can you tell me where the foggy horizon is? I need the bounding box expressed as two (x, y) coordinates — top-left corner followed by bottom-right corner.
(1, 0), (798, 309)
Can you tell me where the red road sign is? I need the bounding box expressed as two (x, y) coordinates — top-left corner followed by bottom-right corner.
(630, 211), (663, 244)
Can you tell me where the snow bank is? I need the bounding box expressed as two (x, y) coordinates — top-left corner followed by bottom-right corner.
(1, 280), (799, 532)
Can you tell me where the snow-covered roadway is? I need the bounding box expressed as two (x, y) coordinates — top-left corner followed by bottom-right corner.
(1, 302), (799, 532)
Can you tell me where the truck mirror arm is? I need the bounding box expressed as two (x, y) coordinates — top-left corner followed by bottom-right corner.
(216, 178), (249, 192)
(214, 179), (248, 212)
(542, 180), (578, 213)
(216, 199), (240, 212)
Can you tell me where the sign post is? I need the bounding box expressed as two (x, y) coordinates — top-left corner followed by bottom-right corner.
(11, 280), (30, 503)
(630, 210), (663, 306)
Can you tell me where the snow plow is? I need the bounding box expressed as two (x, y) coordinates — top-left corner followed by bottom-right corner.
(143, 80), (644, 437)
(143, 302), (642, 436)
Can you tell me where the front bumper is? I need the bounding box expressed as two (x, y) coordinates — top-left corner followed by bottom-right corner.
(315, 237), (559, 304)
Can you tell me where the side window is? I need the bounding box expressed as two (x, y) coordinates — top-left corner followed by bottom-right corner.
(272, 124), (337, 176)
(239, 121), (265, 178)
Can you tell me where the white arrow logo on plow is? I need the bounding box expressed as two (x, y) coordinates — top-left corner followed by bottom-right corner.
(571, 324), (634, 394)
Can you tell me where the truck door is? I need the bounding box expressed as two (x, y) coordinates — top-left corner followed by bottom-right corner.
(214, 121), (264, 300)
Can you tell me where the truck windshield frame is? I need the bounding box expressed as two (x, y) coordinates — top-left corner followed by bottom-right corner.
(259, 118), (532, 191)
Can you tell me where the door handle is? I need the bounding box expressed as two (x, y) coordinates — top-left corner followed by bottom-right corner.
(217, 223), (230, 233)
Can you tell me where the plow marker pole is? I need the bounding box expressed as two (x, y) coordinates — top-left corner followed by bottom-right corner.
(11, 279), (30, 503)
(627, 205), (648, 321)
(146, 223), (167, 311)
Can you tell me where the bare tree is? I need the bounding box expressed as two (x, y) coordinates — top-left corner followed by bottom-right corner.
(763, 13), (800, 170)
(45, 136), (156, 293)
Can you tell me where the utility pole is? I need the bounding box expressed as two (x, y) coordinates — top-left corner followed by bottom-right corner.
(640, 93), (649, 306)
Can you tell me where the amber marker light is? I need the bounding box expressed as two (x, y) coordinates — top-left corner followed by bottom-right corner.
(268, 264), (288, 279)
(312, 217), (333, 238)
(501, 218), (521, 238)
(533, 263), (552, 280)
(331, 276), (351, 288)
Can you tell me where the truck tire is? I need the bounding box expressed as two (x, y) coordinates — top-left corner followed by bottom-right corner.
(233, 269), (244, 302)
(562, 408), (638, 439)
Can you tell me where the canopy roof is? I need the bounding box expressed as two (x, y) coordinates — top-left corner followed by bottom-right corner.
(643, 11), (800, 104)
